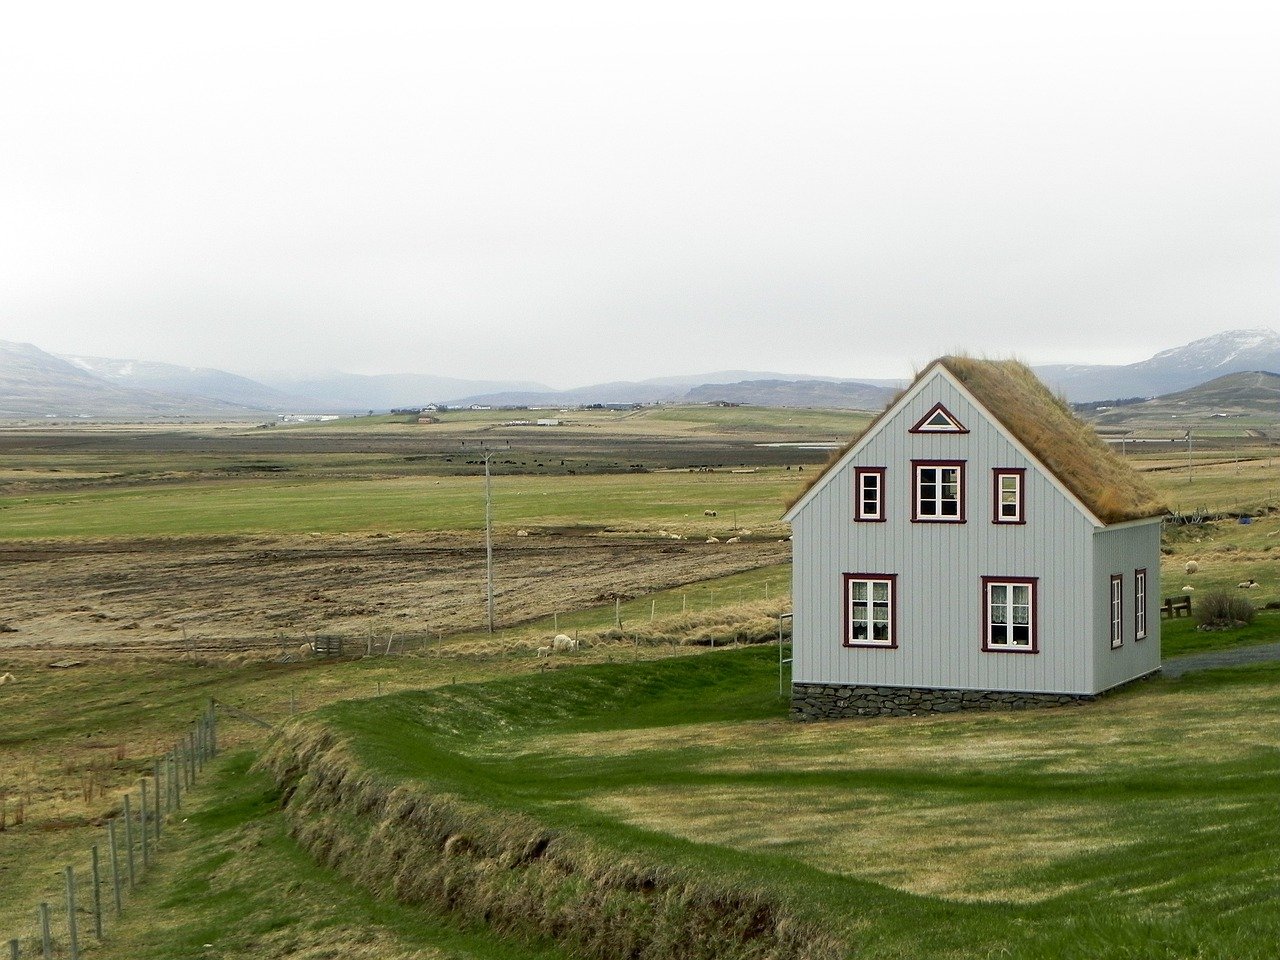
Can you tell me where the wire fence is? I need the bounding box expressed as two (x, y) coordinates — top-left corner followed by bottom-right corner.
(5, 703), (219, 959)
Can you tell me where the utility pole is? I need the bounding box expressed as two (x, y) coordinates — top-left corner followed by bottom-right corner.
(1187, 428), (1193, 484)
(484, 454), (494, 633)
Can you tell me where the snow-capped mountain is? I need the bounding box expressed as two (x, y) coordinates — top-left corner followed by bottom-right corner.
(0, 341), (260, 417)
(1036, 328), (1280, 402)
(62, 354), (300, 410)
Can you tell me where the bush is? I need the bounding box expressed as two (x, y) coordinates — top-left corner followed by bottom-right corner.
(1196, 590), (1256, 628)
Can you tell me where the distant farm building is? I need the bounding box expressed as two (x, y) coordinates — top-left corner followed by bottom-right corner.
(784, 357), (1166, 719)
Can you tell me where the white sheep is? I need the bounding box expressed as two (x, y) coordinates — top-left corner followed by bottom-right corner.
(1182, 585), (1195, 593)
(703, 510), (717, 517)
(726, 537), (741, 543)
(0, 672), (14, 685)
(551, 634), (579, 652)
(705, 537), (720, 543)
(1185, 560), (1199, 574)
(536, 646), (552, 658)
(1237, 579), (1259, 589)
(298, 642), (314, 657)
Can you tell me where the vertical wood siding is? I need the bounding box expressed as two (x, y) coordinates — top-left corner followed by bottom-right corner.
(1091, 521), (1163, 691)
(791, 371), (1159, 696)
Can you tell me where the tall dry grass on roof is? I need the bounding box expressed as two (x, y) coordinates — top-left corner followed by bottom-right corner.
(939, 356), (1167, 523)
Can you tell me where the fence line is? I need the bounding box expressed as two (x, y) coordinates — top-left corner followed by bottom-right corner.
(5, 702), (220, 958)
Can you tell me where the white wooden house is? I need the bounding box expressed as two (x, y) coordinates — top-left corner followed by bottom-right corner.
(783, 357), (1167, 718)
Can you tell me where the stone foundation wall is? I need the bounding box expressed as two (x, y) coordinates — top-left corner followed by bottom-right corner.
(790, 682), (1097, 720)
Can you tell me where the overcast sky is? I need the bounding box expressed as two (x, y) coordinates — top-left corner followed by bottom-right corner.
(1, 1), (1276, 387)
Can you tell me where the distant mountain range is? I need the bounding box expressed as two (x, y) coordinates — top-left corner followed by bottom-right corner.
(0, 327), (1277, 418)
(1034, 329), (1280, 402)
(1089, 370), (1280, 426)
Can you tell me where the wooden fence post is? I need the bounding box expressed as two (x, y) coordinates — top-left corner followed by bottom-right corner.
(107, 820), (122, 918)
(153, 759), (162, 837)
(91, 845), (103, 939)
(139, 780), (150, 870)
(64, 866), (79, 960)
(122, 795), (135, 892)
(38, 902), (51, 959)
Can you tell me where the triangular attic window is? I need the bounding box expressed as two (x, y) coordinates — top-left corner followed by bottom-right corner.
(910, 402), (968, 434)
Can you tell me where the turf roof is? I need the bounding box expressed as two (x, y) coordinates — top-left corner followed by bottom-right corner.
(787, 356), (1168, 525)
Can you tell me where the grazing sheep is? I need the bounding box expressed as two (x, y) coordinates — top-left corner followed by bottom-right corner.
(551, 634), (579, 652)
(703, 510), (717, 517)
(536, 646), (552, 658)
(0, 672), (14, 685)
(1185, 560), (1199, 574)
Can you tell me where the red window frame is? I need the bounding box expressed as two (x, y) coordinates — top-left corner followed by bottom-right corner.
(1134, 568), (1147, 640)
(1110, 574), (1124, 648)
(912, 460), (966, 523)
(992, 468), (1026, 525)
(981, 576), (1039, 654)
(842, 573), (898, 649)
(854, 467), (887, 522)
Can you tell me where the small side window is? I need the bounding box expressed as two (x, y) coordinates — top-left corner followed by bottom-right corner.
(1110, 575), (1124, 648)
(992, 469), (1025, 524)
(854, 467), (886, 522)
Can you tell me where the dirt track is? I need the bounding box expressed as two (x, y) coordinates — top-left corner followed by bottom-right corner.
(0, 533), (789, 655)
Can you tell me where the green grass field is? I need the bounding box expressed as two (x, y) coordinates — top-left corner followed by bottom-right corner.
(276, 647), (1280, 959)
(0, 469), (804, 539)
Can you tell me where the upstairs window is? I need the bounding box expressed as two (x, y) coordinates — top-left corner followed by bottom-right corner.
(844, 574), (896, 647)
(1110, 575), (1124, 648)
(982, 577), (1037, 652)
(992, 468), (1025, 524)
(913, 461), (965, 522)
(854, 467), (886, 522)
(1134, 569), (1147, 640)
(909, 402), (968, 434)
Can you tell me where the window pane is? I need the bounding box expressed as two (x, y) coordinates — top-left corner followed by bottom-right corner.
(872, 582), (888, 602)
(991, 585), (1007, 604)
(1012, 585), (1029, 605)
(941, 500), (958, 516)
(852, 582), (867, 601)
(851, 620), (868, 640)
(872, 620), (889, 642)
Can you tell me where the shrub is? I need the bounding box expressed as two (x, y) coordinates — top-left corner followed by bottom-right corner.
(1196, 590), (1256, 628)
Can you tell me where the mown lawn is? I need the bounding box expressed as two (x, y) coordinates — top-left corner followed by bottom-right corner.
(319, 646), (1280, 960)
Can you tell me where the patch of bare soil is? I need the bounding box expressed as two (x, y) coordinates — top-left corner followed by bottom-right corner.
(0, 533), (788, 654)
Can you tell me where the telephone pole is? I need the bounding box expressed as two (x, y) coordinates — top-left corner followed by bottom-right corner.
(484, 454), (495, 633)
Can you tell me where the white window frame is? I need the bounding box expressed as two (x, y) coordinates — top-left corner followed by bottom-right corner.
(844, 574), (896, 648)
(1134, 569), (1147, 640)
(993, 469), (1024, 524)
(982, 577), (1037, 652)
(854, 467), (885, 522)
(913, 461), (965, 522)
(1110, 574), (1124, 648)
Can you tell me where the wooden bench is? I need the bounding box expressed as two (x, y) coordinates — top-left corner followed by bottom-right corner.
(1161, 596), (1192, 619)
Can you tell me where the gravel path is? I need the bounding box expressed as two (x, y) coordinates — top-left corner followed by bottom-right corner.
(1162, 641), (1280, 678)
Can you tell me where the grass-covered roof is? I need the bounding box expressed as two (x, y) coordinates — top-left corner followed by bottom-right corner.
(788, 356), (1168, 525)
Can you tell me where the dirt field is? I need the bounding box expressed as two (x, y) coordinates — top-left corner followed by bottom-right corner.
(0, 532), (789, 656)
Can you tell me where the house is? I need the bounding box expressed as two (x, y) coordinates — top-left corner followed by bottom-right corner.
(783, 357), (1167, 719)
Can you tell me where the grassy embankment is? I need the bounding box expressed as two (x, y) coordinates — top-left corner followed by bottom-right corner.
(247, 646), (1280, 960)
